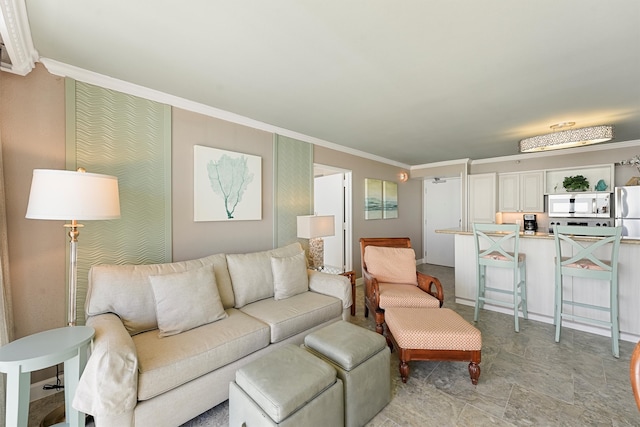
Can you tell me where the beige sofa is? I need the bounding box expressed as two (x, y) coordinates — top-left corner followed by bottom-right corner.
(72, 242), (352, 427)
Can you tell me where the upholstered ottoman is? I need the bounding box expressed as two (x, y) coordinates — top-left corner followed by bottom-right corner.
(384, 307), (482, 384)
(303, 321), (390, 427)
(229, 344), (344, 427)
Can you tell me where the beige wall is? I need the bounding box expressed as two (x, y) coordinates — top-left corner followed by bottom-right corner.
(314, 146), (423, 275)
(1, 65), (67, 340)
(1, 65), (66, 382)
(171, 108), (275, 261)
(171, 111), (425, 275)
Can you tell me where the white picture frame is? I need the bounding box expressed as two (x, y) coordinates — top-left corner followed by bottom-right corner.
(194, 145), (262, 221)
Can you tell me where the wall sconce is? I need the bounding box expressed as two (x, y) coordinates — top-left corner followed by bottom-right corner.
(399, 172), (409, 182)
(296, 215), (335, 270)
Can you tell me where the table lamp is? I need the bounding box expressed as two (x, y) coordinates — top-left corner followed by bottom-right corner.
(297, 215), (335, 270)
(25, 168), (120, 326)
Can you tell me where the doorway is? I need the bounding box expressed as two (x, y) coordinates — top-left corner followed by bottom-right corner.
(424, 176), (461, 267)
(313, 165), (352, 271)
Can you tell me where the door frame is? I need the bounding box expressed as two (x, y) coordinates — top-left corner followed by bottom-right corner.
(313, 164), (353, 271)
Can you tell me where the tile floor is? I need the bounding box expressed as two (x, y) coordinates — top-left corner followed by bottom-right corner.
(30, 264), (640, 426)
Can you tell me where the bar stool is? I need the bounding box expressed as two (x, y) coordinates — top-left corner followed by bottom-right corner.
(473, 223), (528, 332)
(553, 225), (622, 357)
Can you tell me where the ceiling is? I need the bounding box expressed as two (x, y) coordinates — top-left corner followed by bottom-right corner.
(6, 1), (640, 166)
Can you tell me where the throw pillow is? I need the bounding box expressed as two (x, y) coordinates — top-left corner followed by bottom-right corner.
(149, 265), (227, 337)
(226, 251), (274, 308)
(364, 246), (418, 285)
(272, 251), (309, 300)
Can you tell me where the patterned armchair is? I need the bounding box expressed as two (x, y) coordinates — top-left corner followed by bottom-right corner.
(360, 237), (444, 334)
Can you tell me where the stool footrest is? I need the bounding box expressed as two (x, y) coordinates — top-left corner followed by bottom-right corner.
(561, 299), (610, 312)
(560, 312), (613, 327)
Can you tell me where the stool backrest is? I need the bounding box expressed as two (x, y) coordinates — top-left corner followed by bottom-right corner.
(553, 225), (622, 280)
(472, 223), (521, 268)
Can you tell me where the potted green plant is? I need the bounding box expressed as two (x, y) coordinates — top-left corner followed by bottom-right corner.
(563, 175), (590, 192)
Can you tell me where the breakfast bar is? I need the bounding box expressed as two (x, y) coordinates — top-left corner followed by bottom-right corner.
(437, 228), (640, 342)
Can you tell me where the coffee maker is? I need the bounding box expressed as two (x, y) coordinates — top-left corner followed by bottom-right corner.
(523, 214), (537, 234)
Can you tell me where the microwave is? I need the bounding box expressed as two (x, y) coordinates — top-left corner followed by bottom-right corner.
(547, 193), (611, 218)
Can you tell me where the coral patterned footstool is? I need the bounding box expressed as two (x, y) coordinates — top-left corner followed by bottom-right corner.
(383, 307), (482, 384)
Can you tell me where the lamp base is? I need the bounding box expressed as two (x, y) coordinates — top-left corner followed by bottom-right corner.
(308, 237), (325, 269)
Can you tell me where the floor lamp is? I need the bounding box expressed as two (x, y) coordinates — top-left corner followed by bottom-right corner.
(25, 168), (120, 327)
(297, 215), (335, 270)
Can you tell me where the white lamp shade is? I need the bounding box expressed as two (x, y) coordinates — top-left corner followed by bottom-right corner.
(297, 215), (335, 239)
(26, 169), (121, 220)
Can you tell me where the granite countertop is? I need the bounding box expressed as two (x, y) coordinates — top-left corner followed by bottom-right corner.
(435, 227), (640, 244)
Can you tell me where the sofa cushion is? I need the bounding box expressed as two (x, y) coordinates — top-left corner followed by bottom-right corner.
(133, 309), (270, 401)
(364, 246), (418, 285)
(240, 292), (342, 343)
(272, 251), (308, 300)
(149, 265), (228, 337)
(227, 242), (303, 308)
(86, 253), (233, 335)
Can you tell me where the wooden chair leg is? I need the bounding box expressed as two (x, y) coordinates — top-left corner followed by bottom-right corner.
(399, 360), (409, 383)
(374, 310), (385, 335)
(468, 362), (480, 385)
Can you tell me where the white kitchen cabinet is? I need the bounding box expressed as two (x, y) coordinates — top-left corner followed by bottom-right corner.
(498, 171), (544, 213)
(468, 173), (497, 226)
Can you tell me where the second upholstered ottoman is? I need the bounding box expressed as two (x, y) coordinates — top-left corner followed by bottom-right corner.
(303, 321), (390, 427)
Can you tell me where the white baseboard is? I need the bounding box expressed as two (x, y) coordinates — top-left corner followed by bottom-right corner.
(455, 297), (640, 343)
(30, 374), (65, 402)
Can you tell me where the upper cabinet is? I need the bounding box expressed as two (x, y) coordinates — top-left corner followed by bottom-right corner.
(545, 164), (614, 194)
(468, 173), (497, 226)
(498, 171), (544, 213)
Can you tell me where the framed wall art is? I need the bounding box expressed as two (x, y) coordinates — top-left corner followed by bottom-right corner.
(194, 145), (262, 221)
(364, 178), (383, 220)
(383, 180), (398, 219)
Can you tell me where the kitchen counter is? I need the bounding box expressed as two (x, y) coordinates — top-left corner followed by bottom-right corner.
(436, 227), (640, 244)
(442, 227), (640, 344)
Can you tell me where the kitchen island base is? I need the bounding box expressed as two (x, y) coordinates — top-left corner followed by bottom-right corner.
(453, 232), (640, 345)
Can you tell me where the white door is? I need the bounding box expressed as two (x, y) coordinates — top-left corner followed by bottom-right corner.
(424, 177), (461, 267)
(314, 172), (346, 269)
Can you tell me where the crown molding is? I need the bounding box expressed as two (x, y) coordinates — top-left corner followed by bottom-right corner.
(410, 158), (471, 171)
(0, 0), (37, 75)
(40, 58), (410, 169)
(470, 139), (640, 165)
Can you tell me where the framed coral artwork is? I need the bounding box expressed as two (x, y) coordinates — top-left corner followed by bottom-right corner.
(194, 145), (262, 221)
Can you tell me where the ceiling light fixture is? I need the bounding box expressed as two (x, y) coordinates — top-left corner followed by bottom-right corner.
(519, 124), (613, 153)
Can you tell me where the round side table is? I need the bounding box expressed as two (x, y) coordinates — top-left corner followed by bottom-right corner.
(0, 326), (94, 427)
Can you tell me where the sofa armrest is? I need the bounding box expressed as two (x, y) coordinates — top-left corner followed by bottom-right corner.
(73, 313), (138, 419)
(308, 270), (353, 310)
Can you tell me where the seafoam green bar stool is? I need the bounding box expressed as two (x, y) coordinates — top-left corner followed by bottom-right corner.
(473, 223), (528, 332)
(553, 225), (622, 358)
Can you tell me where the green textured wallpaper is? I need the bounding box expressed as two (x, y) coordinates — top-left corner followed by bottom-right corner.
(66, 79), (171, 325)
(273, 134), (313, 248)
